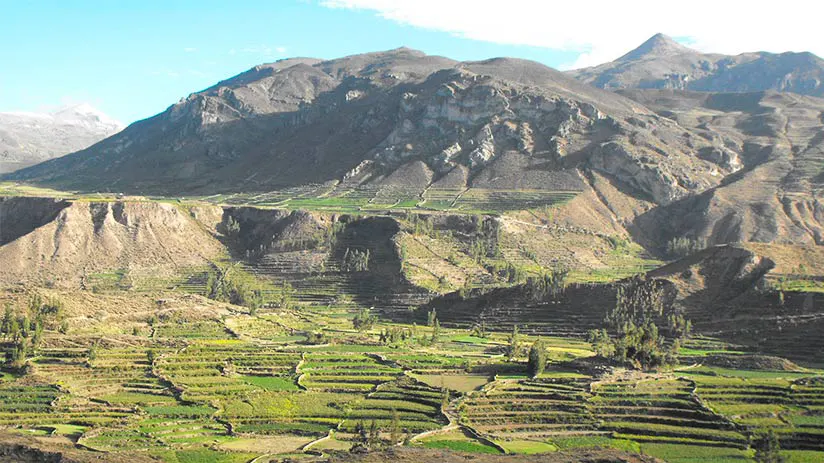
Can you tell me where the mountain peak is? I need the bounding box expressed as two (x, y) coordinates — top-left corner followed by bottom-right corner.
(52, 104), (123, 129)
(618, 33), (694, 62)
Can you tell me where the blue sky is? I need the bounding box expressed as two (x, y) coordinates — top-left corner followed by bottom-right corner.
(2, 1), (821, 125)
(0, 1), (577, 124)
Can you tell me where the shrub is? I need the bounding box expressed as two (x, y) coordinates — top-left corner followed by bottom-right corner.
(752, 429), (785, 463)
(342, 248), (370, 272)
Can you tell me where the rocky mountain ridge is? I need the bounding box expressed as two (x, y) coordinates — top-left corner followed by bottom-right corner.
(6, 46), (824, 249)
(570, 33), (824, 96)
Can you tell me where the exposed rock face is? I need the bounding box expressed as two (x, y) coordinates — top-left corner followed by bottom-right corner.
(570, 33), (824, 97)
(0, 104), (122, 173)
(647, 245), (777, 305)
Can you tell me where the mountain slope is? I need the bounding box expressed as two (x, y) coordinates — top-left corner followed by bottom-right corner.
(0, 104), (123, 173)
(7, 48), (824, 250)
(6, 48), (724, 205)
(625, 89), (824, 246)
(570, 33), (824, 97)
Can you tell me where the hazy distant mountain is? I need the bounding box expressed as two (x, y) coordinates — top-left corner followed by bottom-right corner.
(0, 104), (123, 173)
(7, 48), (824, 248)
(570, 33), (824, 96)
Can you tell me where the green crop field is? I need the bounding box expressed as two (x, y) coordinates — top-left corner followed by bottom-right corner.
(1, 293), (823, 463)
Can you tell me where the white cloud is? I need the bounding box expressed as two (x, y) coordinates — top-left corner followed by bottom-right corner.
(235, 45), (289, 58)
(319, 0), (823, 69)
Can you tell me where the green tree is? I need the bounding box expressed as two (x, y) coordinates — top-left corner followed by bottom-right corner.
(88, 342), (99, 364)
(753, 429), (785, 463)
(353, 308), (378, 332)
(368, 419), (380, 445)
(505, 325), (520, 360)
(277, 281), (294, 309)
(225, 216), (241, 236)
(30, 320), (43, 351)
(587, 328), (615, 358)
(7, 339), (28, 368)
(1, 304), (12, 338)
(355, 421), (368, 443)
(389, 408), (401, 444)
(8, 316), (20, 342)
(427, 309), (437, 327)
(527, 339), (547, 377)
(430, 318), (441, 344)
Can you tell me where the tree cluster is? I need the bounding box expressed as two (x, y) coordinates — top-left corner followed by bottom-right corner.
(379, 326), (414, 346)
(606, 276), (667, 329)
(2, 296), (63, 369)
(525, 267), (568, 302)
(665, 237), (704, 259)
(353, 308), (378, 332)
(342, 248), (370, 273)
(588, 277), (688, 371)
(590, 322), (676, 370)
(205, 265), (264, 312)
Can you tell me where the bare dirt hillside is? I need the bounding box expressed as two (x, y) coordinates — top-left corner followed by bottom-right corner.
(6, 48), (731, 211)
(0, 199), (224, 287)
(8, 48), (824, 251)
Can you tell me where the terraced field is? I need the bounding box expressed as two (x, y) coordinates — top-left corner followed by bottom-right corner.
(156, 341), (300, 402)
(1, 293), (823, 462)
(299, 352), (403, 393)
(681, 367), (824, 451)
(461, 376), (598, 441)
(198, 186), (579, 215)
(591, 377), (747, 448)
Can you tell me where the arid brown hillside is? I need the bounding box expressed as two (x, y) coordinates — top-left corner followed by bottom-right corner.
(0, 199), (224, 287)
(628, 89), (824, 246)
